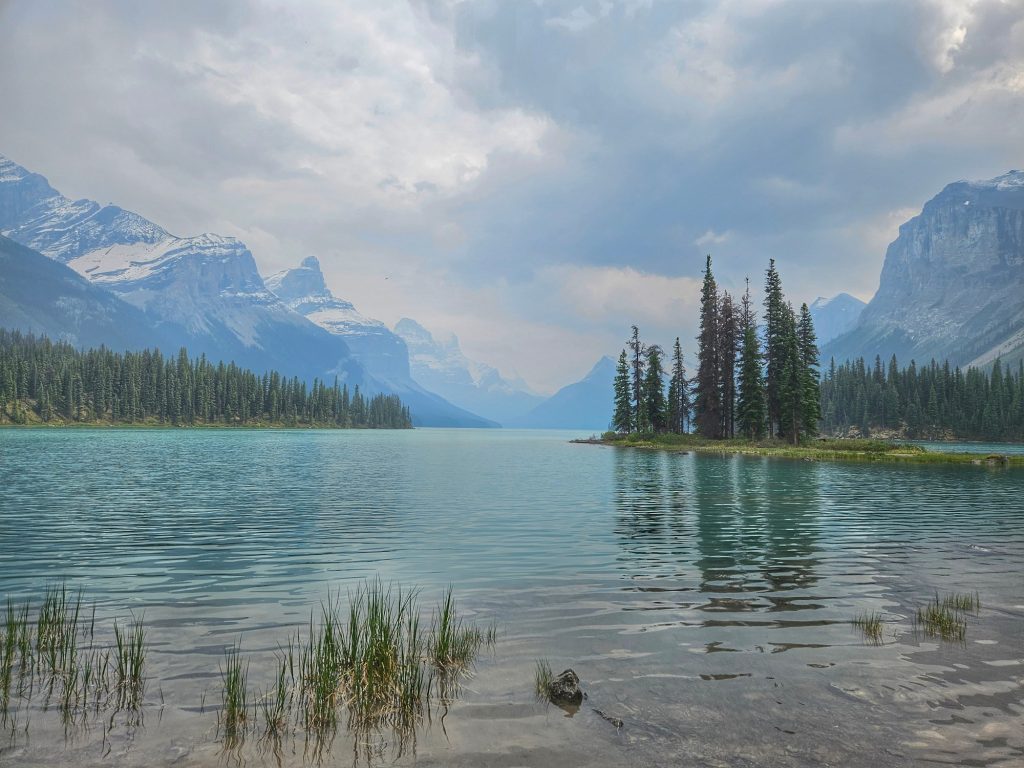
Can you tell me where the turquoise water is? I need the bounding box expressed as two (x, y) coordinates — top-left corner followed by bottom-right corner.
(1, 428), (1023, 766)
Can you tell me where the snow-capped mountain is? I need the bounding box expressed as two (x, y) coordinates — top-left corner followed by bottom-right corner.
(507, 356), (615, 430)
(824, 170), (1024, 369)
(0, 153), (359, 382)
(393, 318), (543, 425)
(266, 258), (496, 427)
(809, 293), (866, 346)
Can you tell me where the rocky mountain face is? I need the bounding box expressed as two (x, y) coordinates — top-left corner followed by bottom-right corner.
(824, 170), (1024, 369)
(267, 259), (495, 427)
(507, 356), (615, 430)
(393, 318), (543, 425)
(809, 293), (865, 345)
(0, 233), (173, 352)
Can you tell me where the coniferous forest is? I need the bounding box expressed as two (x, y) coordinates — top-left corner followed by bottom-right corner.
(0, 330), (412, 428)
(821, 356), (1024, 442)
(612, 257), (820, 445)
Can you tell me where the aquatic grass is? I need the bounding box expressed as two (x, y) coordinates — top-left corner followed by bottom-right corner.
(534, 659), (554, 699)
(941, 591), (980, 614)
(852, 611), (884, 643)
(258, 645), (293, 739)
(915, 594), (969, 642)
(219, 643), (250, 741)
(112, 616), (146, 710)
(5, 580), (496, 756)
(429, 587), (488, 672)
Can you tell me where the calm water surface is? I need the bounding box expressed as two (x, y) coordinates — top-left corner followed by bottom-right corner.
(1, 428), (1023, 767)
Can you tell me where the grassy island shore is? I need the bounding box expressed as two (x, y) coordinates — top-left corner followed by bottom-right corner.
(575, 433), (1024, 467)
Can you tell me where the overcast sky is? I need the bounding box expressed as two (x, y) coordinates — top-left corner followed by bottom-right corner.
(2, 0), (1023, 392)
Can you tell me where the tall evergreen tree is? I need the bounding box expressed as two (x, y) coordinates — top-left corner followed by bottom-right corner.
(763, 259), (786, 437)
(628, 325), (647, 433)
(777, 304), (804, 444)
(736, 281), (766, 439)
(643, 345), (667, 433)
(796, 302), (821, 437)
(694, 255), (722, 438)
(667, 337), (690, 434)
(718, 292), (738, 437)
(612, 349), (633, 433)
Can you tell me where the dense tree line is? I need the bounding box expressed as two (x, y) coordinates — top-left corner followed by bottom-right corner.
(0, 330), (412, 428)
(821, 355), (1024, 441)
(612, 257), (820, 445)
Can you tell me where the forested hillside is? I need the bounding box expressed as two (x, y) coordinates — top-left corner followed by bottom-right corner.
(821, 356), (1024, 441)
(0, 330), (411, 428)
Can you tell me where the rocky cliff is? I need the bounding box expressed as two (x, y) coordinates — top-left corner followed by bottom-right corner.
(824, 171), (1024, 368)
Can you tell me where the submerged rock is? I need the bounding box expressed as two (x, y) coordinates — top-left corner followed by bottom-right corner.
(546, 668), (585, 706)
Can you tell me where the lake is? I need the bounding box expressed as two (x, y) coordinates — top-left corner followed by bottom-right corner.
(1, 428), (1023, 766)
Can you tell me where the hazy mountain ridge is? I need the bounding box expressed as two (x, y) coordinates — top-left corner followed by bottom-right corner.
(393, 317), (544, 425)
(824, 170), (1024, 369)
(507, 356), (615, 430)
(266, 258), (496, 427)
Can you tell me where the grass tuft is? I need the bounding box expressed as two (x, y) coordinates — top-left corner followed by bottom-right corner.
(852, 611), (884, 643)
(534, 659), (554, 699)
(914, 593), (975, 642)
(220, 643), (250, 742)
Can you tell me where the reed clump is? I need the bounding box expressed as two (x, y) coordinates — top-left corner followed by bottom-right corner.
(1, 583), (149, 734)
(914, 592), (980, 642)
(852, 611), (885, 643)
(221, 581), (497, 746)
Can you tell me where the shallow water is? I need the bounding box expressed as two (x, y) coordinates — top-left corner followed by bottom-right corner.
(1, 428), (1023, 767)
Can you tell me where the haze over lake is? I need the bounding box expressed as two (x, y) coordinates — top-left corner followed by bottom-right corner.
(2, 428), (1022, 766)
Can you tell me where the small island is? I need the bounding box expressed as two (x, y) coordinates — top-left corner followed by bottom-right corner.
(576, 432), (1023, 467)
(591, 257), (1023, 468)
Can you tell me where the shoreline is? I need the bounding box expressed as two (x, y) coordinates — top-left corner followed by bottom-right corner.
(574, 434), (1024, 467)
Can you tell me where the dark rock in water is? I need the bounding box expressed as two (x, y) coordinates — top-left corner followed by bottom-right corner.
(547, 669), (584, 706)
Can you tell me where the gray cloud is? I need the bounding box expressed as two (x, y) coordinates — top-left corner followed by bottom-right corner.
(1, 0), (1022, 391)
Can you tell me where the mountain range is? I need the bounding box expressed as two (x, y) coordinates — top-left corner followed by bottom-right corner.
(0, 151), (613, 429)
(0, 153), (493, 426)
(824, 170), (1024, 369)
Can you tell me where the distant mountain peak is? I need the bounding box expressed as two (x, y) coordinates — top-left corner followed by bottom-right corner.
(265, 256), (333, 303)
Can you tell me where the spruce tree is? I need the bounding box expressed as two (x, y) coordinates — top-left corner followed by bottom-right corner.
(694, 255), (722, 438)
(644, 345), (667, 433)
(763, 259), (785, 437)
(628, 325), (647, 432)
(796, 302), (821, 437)
(718, 292), (737, 437)
(667, 337), (690, 434)
(736, 281), (766, 439)
(612, 350), (633, 433)
(777, 304), (804, 445)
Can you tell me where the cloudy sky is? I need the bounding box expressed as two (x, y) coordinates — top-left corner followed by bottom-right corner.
(2, 0), (1023, 392)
